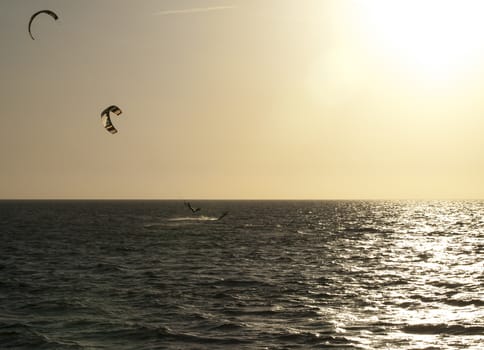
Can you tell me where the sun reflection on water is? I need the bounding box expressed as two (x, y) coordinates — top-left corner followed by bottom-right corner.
(323, 201), (484, 349)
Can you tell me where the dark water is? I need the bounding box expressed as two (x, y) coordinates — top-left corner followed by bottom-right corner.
(0, 200), (482, 349)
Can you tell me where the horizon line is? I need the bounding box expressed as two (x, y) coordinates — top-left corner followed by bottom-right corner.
(1, 198), (483, 201)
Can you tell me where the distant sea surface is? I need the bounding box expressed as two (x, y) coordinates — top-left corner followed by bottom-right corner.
(0, 200), (482, 349)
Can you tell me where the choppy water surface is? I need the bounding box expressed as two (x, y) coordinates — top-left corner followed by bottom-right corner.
(0, 200), (482, 349)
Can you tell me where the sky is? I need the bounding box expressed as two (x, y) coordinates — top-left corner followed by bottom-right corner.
(2, 0), (484, 199)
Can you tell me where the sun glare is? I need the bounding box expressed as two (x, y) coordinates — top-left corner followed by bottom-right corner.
(361, 0), (484, 80)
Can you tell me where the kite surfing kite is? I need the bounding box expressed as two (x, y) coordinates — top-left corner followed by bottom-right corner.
(28, 10), (59, 40)
(101, 105), (123, 134)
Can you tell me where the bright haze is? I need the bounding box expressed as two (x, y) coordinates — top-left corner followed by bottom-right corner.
(1, 0), (484, 199)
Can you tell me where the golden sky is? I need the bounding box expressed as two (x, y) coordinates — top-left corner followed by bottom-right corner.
(1, 0), (484, 199)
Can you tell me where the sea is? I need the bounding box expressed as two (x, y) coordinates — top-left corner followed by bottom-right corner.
(0, 200), (482, 349)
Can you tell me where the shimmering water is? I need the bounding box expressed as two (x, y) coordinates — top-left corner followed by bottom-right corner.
(0, 200), (482, 349)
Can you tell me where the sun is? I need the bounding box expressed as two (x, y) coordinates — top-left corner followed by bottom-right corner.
(360, 0), (484, 80)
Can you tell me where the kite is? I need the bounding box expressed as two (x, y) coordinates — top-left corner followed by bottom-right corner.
(28, 10), (59, 40)
(101, 105), (123, 134)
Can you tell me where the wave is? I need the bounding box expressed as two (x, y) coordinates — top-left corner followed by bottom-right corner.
(342, 227), (395, 234)
(274, 331), (352, 346)
(443, 299), (484, 307)
(402, 323), (484, 335)
(0, 322), (83, 349)
(207, 322), (245, 331)
(167, 216), (219, 222)
(86, 322), (251, 346)
(144, 216), (220, 228)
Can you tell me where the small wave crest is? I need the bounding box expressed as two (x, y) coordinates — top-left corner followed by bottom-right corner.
(0, 322), (82, 349)
(342, 226), (394, 234)
(274, 331), (352, 346)
(100, 322), (250, 345)
(167, 216), (218, 222)
(444, 298), (484, 307)
(402, 323), (484, 335)
(144, 216), (220, 228)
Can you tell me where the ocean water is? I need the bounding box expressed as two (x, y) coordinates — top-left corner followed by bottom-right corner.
(0, 200), (482, 349)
